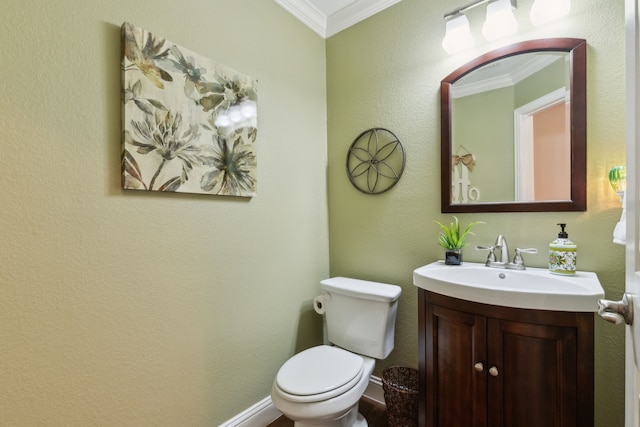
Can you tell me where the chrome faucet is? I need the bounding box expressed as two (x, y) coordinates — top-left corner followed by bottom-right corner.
(475, 235), (537, 270)
(494, 234), (510, 264)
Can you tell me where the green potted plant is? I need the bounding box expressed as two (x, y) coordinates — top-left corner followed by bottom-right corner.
(435, 216), (483, 265)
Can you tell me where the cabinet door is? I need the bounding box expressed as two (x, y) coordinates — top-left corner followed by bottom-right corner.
(487, 318), (577, 427)
(424, 303), (487, 427)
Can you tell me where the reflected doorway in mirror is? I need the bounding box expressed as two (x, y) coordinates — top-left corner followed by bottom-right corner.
(515, 88), (571, 201)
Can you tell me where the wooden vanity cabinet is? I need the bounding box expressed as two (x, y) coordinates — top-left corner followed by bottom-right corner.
(418, 289), (594, 427)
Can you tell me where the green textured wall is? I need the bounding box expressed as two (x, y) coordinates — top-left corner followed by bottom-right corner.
(515, 56), (567, 106)
(453, 87), (515, 201)
(0, 0), (627, 425)
(0, 1), (328, 424)
(327, 0), (625, 425)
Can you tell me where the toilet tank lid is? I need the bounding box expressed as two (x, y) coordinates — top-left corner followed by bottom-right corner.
(320, 277), (401, 302)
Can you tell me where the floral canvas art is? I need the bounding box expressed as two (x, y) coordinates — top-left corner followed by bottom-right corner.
(121, 22), (258, 197)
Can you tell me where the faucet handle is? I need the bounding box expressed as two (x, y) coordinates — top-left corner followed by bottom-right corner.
(475, 245), (494, 250)
(516, 248), (538, 254)
(513, 248), (538, 266)
(475, 245), (496, 263)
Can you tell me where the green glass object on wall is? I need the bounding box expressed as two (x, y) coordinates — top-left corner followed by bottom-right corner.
(608, 165), (626, 196)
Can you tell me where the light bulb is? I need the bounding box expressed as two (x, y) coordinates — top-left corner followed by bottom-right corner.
(530, 0), (571, 26)
(482, 0), (517, 41)
(442, 13), (474, 54)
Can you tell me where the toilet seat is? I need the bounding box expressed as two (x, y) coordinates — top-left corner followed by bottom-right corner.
(275, 345), (364, 403)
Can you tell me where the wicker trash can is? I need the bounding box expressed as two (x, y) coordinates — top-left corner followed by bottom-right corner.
(381, 366), (419, 427)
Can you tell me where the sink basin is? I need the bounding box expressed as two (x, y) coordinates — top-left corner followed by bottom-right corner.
(413, 261), (604, 312)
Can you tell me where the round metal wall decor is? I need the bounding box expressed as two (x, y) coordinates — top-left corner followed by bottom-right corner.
(346, 128), (406, 194)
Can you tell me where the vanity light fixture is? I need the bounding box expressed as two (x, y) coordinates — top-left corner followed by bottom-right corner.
(443, 0), (571, 54)
(482, 0), (518, 41)
(442, 0), (517, 53)
(442, 12), (475, 54)
(530, 0), (571, 26)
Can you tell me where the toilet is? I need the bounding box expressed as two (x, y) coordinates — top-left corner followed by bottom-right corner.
(271, 277), (402, 427)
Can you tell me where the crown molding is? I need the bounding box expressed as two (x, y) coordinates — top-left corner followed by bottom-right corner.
(274, 0), (326, 37)
(326, 0), (403, 37)
(274, 0), (402, 38)
(452, 54), (565, 99)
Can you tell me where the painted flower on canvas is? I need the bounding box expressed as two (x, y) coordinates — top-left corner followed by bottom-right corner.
(121, 22), (257, 197)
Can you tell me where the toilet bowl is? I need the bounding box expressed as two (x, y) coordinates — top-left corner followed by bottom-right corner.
(271, 277), (401, 427)
(271, 345), (375, 427)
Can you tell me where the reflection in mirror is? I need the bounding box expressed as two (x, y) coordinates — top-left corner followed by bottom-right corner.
(453, 52), (570, 203)
(441, 38), (587, 213)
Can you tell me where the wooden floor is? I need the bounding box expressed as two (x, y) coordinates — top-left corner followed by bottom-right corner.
(267, 396), (389, 427)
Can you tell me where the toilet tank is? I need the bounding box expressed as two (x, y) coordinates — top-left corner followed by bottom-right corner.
(319, 277), (402, 359)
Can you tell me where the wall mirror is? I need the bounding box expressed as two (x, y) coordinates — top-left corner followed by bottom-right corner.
(441, 38), (587, 213)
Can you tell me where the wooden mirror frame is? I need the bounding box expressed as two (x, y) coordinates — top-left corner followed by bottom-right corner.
(441, 38), (587, 213)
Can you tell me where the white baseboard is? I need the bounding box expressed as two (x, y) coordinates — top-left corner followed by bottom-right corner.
(363, 374), (385, 405)
(219, 376), (385, 427)
(218, 396), (282, 427)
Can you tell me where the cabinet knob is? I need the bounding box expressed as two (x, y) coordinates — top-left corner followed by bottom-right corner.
(489, 366), (499, 377)
(474, 362), (484, 372)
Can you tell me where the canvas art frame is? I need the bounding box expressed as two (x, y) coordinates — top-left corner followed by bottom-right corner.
(121, 22), (258, 197)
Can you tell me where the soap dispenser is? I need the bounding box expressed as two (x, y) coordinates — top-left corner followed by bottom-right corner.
(548, 223), (577, 275)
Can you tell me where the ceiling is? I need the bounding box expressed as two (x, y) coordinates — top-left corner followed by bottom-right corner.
(273, 0), (403, 38)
